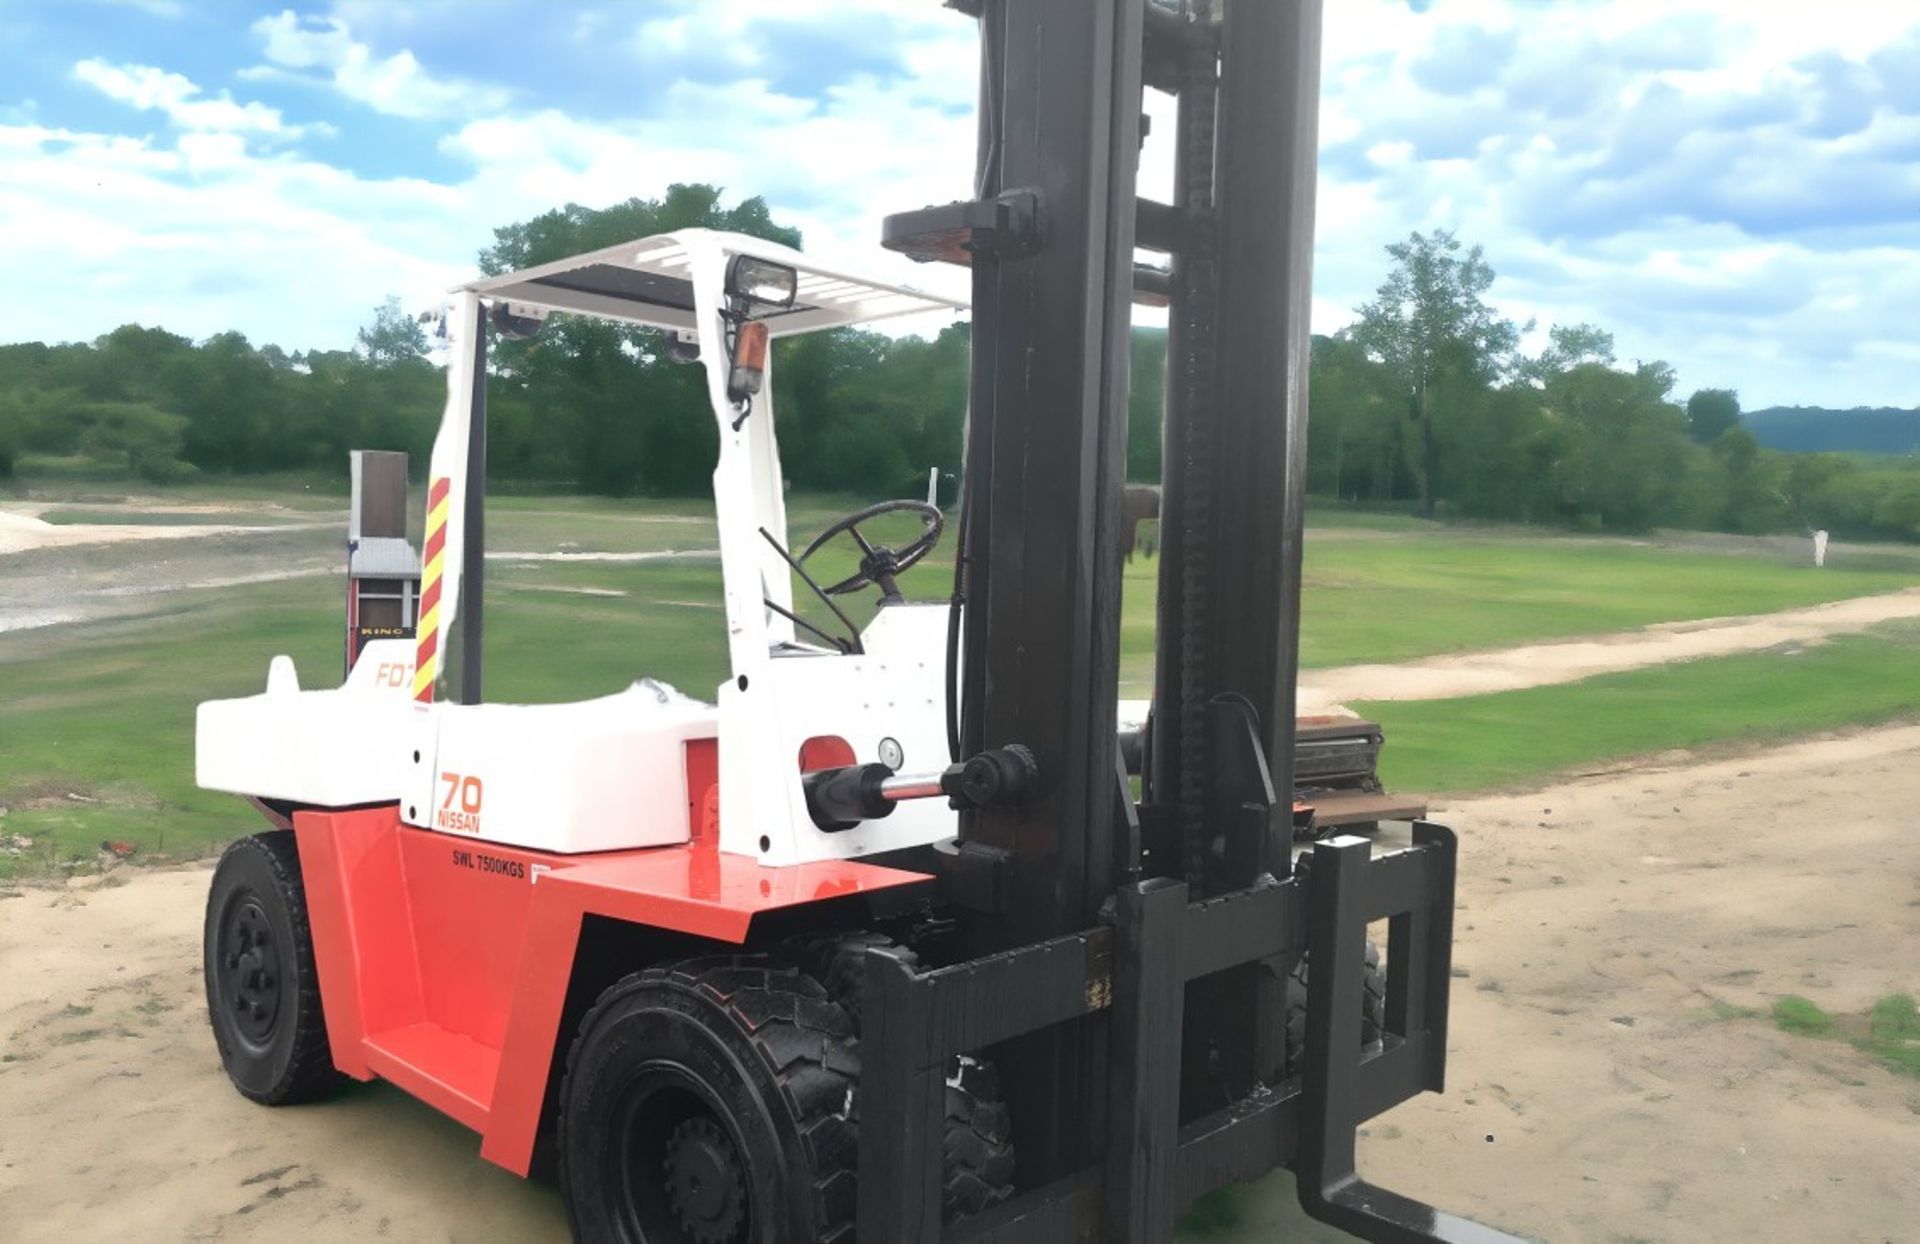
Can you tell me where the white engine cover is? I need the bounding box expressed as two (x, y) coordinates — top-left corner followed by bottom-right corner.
(402, 681), (716, 854)
(197, 640), (417, 809)
(200, 644), (717, 855)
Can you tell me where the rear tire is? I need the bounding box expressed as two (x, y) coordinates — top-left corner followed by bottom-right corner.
(557, 957), (859, 1244)
(203, 830), (343, 1105)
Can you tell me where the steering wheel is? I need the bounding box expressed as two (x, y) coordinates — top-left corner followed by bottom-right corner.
(798, 500), (944, 601)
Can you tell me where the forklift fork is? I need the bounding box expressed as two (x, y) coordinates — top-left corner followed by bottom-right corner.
(856, 824), (1525, 1242)
(1296, 832), (1520, 1244)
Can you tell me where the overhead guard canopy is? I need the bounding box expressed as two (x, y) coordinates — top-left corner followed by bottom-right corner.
(460, 228), (967, 338)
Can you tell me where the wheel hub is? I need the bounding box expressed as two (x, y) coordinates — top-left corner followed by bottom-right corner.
(662, 1115), (746, 1244)
(220, 898), (281, 1043)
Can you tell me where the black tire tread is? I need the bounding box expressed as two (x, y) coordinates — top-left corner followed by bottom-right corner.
(1282, 940), (1387, 1080)
(787, 929), (917, 1033)
(789, 932), (1016, 1221)
(207, 830), (344, 1105)
(558, 956), (860, 1243)
(942, 1056), (1016, 1218)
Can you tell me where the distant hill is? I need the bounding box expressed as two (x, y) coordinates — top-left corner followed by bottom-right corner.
(1745, 406), (1920, 455)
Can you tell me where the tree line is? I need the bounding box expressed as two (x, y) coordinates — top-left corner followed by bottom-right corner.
(1299, 230), (1920, 539)
(2, 187), (1915, 540)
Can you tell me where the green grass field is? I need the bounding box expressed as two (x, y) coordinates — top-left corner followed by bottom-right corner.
(3, 492), (1918, 876)
(1362, 623), (1920, 794)
(1119, 521), (1918, 692)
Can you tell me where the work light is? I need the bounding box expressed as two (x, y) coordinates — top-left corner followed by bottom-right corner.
(725, 255), (797, 311)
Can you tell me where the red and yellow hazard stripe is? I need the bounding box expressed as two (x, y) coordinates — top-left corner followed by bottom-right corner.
(413, 476), (451, 702)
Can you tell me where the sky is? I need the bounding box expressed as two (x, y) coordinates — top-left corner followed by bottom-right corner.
(1, 0), (1915, 409)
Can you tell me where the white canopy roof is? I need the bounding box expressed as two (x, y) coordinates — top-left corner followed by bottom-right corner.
(460, 228), (967, 339)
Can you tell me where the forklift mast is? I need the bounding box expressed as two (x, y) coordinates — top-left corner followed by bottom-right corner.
(890, 0), (1314, 1179)
(940, 0), (1319, 924)
(878, 2), (1516, 1239)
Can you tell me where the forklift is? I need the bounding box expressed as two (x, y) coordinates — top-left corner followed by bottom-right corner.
(193, 2), (1522, 1240)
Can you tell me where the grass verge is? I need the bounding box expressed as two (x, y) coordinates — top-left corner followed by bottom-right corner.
(1360, 625), (1920, 795)
(0, 569), (732, 878)
(1118, 525), (1917, 694)
(5, 494), (1919, 875)
(1770, 993), (1920, 1079)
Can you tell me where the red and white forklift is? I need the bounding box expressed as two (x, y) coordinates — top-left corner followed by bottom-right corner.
(195, 3), (1520, 1241)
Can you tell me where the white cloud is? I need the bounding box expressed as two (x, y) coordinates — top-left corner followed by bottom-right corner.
(250, 9), (512, 120)
(1307, 0), (1920, 406)
(432, 68), (977, 321)
(6, 0), (1918, 409)
(73, 59), (314, 138)
(1365, 140), (1415, 168)
(0, 6), (981, 352)
(0, 118), (465, 350)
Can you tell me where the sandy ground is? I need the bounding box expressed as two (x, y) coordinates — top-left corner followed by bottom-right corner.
(0, 509), (717, 634)
(0, 509), (332, 556)
(2, 730), (1916, 1242)
(0, 528), (341, 634)
(1346, 726), (1920, 1243)
(1298, 588), (1920, 711)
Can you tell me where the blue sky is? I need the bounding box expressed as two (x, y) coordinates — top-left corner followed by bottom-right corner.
(1, 0), (1916, 408)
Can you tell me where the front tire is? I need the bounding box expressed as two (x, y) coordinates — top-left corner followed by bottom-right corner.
(789, 932), (1016, 1221)
(558, 958), (859, 1244)
(203, 830), (343, 1104)
(1282, 940), (1388, 1079)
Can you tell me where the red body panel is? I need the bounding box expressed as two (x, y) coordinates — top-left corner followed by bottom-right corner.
(292, 805), (929, 1176)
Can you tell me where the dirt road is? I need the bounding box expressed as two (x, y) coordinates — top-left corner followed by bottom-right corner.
(1236, 726), (1920, 1242)
(0, 507), (335, 556)
(3, 730), (1918, 1242)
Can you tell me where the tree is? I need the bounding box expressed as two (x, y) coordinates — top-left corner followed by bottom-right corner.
(81, 402), (194, 481)
(1870, 478), (1920, 538)
(1779, 452), (1858, 532)
(1686, 388), (1741, 443)
(1351, 230), (1522, 516)
(173, 331), (278, 472)
(356, 297), (429, 366)
(1696, 425), (1788, 533)
(1307, 333), (1405, 503)
(1541, 360), (1691, 530)
(1525, 322), (1615, 384)
(478, 185), (805, 495)
(0, 398), (18, 477)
